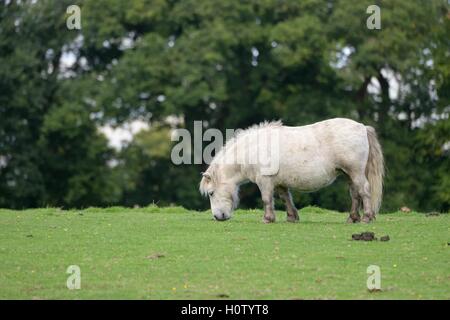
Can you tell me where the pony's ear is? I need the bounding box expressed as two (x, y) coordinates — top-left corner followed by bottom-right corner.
(202, 172), (211, 182)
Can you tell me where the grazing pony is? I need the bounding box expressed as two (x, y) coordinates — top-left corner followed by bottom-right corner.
(200, 118), (384, 223)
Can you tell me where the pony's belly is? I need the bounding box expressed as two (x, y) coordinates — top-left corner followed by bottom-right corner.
(295, 176), (337, 192)
(276, 161), (338, 192)
(284, 172), (337, 192)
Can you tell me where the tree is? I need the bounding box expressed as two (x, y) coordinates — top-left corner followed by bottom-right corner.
(78, 0), (448, 211)
(1, 0), (448, 211)
(117, 124), (204, 208)
(0, 0), (118, 208)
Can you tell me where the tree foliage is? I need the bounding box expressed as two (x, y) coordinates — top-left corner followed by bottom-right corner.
(0, 0), (448, 211)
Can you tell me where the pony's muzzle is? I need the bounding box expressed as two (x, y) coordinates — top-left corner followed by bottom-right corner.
(213, 212), (230, 221)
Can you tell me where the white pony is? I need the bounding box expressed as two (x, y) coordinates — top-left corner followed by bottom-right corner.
(200, 118), (384, 223)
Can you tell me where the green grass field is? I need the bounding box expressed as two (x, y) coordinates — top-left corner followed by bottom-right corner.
(0, 206), (448, 299)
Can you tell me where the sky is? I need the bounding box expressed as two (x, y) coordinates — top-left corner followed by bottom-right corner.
(99, 120), (150, 150)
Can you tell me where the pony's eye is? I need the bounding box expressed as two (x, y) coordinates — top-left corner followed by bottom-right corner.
(209, 191), (214, 197)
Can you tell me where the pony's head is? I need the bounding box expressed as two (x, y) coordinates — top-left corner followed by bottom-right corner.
(199, 166), (239, 221)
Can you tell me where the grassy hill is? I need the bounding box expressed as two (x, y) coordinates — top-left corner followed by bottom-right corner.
(0, 206), (448, 299)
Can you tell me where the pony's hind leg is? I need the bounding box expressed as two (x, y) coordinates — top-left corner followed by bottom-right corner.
(347, 183), (361, 223)
(277, 186), (299, 223)
(350, 173), (375, 223)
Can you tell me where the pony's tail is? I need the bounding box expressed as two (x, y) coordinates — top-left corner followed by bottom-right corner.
(365, 126), (385, 215)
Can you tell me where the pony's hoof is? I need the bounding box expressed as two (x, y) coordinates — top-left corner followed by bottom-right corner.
(287, 216), (299, 223)
(346, 215), (360, 223)
(361, 215), (374, 223)
(263, 216), (275, 223)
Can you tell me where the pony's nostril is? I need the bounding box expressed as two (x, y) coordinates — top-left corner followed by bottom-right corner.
(213, 212), (227, 221)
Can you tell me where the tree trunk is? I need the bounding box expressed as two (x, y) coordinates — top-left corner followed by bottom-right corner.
(355, 76), (371, 120)
(377, 70), (390, 136)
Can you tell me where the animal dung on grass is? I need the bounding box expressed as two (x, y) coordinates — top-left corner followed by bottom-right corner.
(352, 232), (390, 242)
(352, 232), (376, 241)
(146, 253), (165, 259)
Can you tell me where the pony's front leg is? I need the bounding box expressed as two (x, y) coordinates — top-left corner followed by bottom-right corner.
(257, 180), (276, 223)
(262, 195), (275, 223)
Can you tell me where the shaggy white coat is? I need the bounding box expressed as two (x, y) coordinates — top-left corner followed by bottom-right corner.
(200, 118), (384, 223)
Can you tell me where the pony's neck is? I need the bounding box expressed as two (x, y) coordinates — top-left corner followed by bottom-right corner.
(210, 128), (255, 185)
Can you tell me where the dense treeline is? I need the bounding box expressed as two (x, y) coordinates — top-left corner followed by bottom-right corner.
(0, 0), (449, 212)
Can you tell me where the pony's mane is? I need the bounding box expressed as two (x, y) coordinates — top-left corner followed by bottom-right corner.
(235, 120), (283, 138)
(199, 120), (283, 196)
(216, 120), (283, 160)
